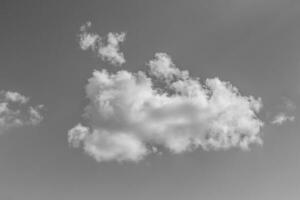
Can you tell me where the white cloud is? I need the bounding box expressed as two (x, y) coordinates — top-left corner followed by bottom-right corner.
(2, 91), (29, 104)
(149, 53), (188, 82)
(68, 124), (147, 162)
(79, 21), (126, 66)
(68, 53), (263, 162)
(271, 113), (295, 125)
(0, 90), (44, 133)
(270, 97), (296, 125)
(28, 105), (44, 126)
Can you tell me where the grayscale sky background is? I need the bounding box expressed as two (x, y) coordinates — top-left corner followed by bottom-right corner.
(0, 0), (300, 199)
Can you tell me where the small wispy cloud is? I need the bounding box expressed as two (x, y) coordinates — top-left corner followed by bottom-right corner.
(0, 90), (44, 134)
(271, 113), (295, 125)
(270, 97), (296, 126)
(282, 97), (296, 111)
(79, 21), (126, 66)
(68, 52), (264, 163)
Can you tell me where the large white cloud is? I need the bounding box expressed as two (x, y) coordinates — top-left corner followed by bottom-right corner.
(0, 90), (44, 134)
(79, 22), (126, 66)
(68, 53), (263, 162)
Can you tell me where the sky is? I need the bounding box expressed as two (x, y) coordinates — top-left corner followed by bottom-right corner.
(0, 0), (300, 199)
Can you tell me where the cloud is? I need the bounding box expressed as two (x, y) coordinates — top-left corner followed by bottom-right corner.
(28, 104), (44, 126)
(79, 21), (126, 66)
(3, 91), (29, 104)
(270, 97), (296, 125)
(282, 97), (296, 111)
(0, 90), (44, 134)
(68, 53), (263, 162)
(271, 113), (295, 125)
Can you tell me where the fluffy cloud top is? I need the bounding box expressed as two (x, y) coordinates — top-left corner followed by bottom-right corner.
(68, 53), (263, 162)
(79, 22), (126, 66)
(0, 90), (44, 133)
(271, 113), (295, 125)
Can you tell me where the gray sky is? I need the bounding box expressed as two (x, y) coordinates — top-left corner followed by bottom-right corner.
(0, 0), (300, 199)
